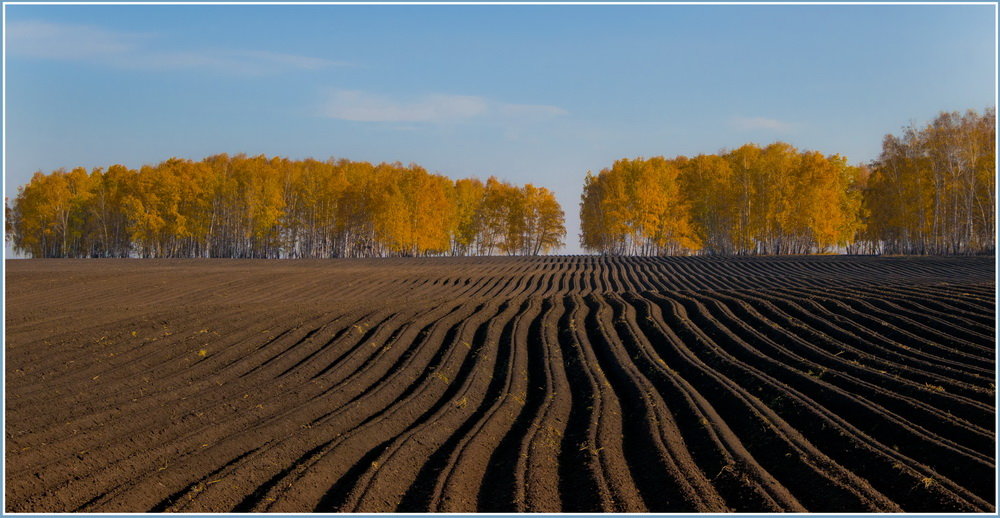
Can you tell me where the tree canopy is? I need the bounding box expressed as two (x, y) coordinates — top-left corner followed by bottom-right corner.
(6, 154), (566, 259)
(6, 108), (994, 259)
(579, 108), (995, 256)
(862, 108), (995, 255)
(580, 143), (866, 255)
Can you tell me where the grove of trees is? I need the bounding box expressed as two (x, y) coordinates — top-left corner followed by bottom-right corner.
(5, 154), (566, 258)
(580, 108), (995, 256)
(6, 108), (994, 259)
(862, 108), (995, 255)
(580, 144), (867, 255)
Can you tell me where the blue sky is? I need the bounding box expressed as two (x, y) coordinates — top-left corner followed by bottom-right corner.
(4, 3), (996, 255)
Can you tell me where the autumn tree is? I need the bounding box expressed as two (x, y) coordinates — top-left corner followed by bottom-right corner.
(580, 143), (867, 255)
(522, 185), (566, 255)
(8, 169), (92, 258)
(6, 154), (566, 258)
(451, 178), (486, 256)
(862, 108), (995, 254)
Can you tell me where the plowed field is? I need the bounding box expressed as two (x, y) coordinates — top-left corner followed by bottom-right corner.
(4, 256), (996, 512)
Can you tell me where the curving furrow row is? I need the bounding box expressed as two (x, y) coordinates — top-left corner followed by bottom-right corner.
(666, 291), (993, 505)
(4, 256), (994, 513)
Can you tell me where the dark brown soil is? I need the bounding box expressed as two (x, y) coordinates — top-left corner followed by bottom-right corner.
(4, 256), (995, 512)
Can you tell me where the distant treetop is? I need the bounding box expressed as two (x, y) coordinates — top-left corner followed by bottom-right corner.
(579, 108), (995, 256)
(5, 155), (566, 259)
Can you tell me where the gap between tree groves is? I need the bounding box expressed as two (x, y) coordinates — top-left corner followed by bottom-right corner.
(5, 108), (994, 259)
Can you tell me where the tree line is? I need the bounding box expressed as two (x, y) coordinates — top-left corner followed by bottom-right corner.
(6, 108), (993, 259)
(580, 144), (866, 255)
(5, 154), (566, 258)
(580, 108), (995, 256)
(861, 108), (995, 255)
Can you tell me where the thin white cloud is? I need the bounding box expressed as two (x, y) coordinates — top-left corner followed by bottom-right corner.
(323, 90), (568, 124)
(6, 20), (143, 59)
(325, 91), (489, 122)
(6, 20), (343, 74)
(499, 103), (570, 119)
(730, 116), (796, 132)
(122, 49), (345, 75)
(230, 50), (336, 70)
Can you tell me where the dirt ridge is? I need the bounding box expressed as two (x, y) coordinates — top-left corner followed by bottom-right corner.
(5, 256), (995, 512)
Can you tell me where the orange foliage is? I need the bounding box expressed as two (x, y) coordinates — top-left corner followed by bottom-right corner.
(6, 155), (566, 258)
(580, 143), (866, 255)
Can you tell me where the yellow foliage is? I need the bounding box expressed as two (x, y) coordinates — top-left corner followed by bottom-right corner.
(863, 108), (994, 254)
(580, 143), (869, 255)
(8, 155), (566, 258)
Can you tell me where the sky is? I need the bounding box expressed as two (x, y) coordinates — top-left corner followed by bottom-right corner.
(3, 2), (996, 256)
